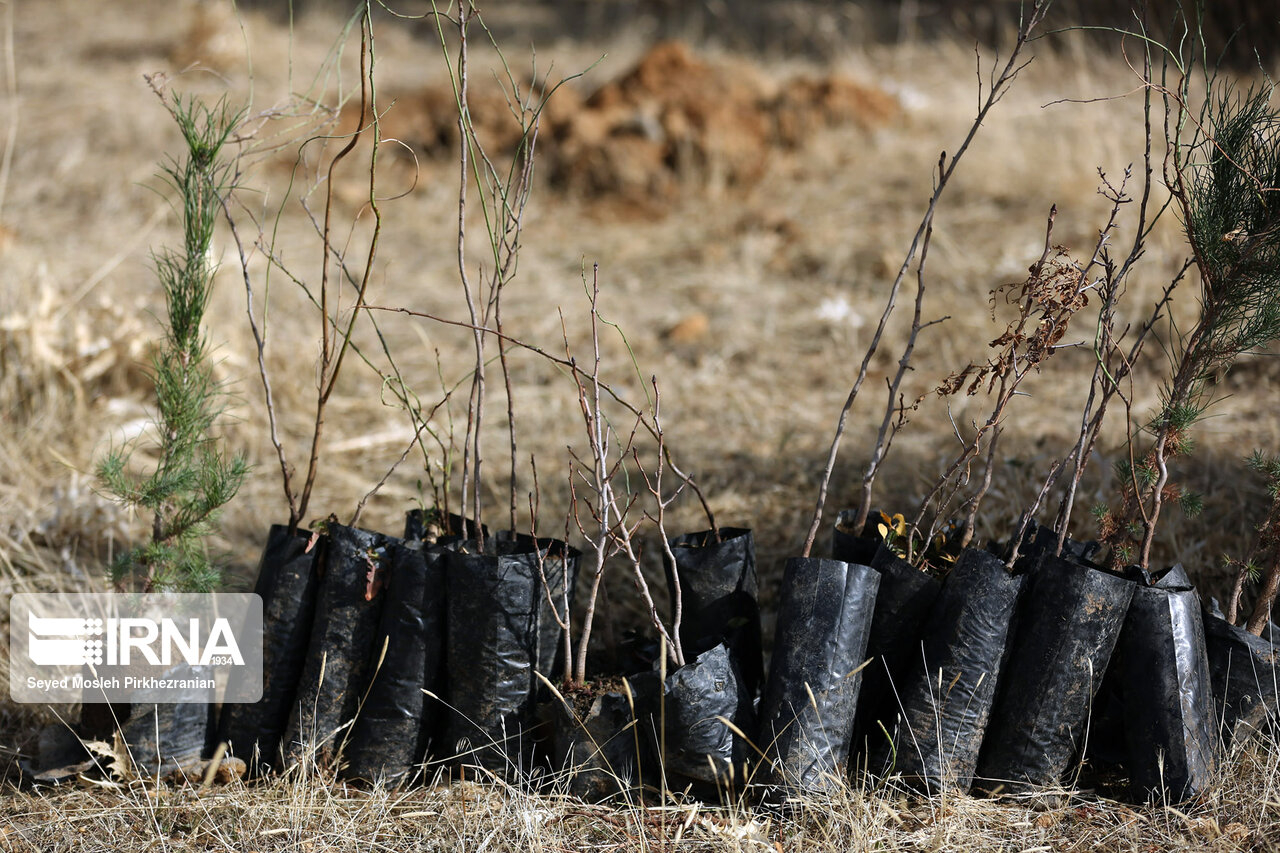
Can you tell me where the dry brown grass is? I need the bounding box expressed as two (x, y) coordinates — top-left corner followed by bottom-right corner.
(0, 733), (1278, 851)
(3, 0), (1280, 848)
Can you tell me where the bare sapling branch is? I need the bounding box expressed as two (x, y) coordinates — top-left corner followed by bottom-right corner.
(670, 457), (719, 543)
(1015, 167), (1139, 559)
(559, 265), (690, 682)
(364, 302), (717, 545)
(618, 439), (687, 670)
(292, 19), (376, 533)
(219, 5), (386, 534)
(526, 454), (576, 682)
(959, 423), (1003, 551)
(223, 199), (294, 523)
(852, 212), (946, 536)
(422, 1), (565, 542)
(801, 0), (1054, 559)
(1007, 157), (1166, 567)
(901, 207), (1091, 570)
(219, 5), (396, 535)
(1055, 265), (1184, 554)
(565, 265), (620, 685)
(646, 378), (686, 668)
(444, 1), (487, 549)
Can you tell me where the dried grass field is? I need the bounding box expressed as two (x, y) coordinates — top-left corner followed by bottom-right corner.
(3, 0), (1280, 849)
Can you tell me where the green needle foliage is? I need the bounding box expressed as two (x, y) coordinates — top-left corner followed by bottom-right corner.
(1184, 85), (1280, 348)
(97, 91), (248, 593)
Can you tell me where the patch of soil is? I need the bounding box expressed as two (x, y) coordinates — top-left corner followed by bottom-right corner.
(560, 675), (631, 718)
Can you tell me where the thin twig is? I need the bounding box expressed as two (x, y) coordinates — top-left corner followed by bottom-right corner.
(800, 0), (1052, 558)
(853, 212), (940, 534)
(295, 14), (373, 532)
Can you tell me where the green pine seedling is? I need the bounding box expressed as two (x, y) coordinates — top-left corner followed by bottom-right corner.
(1099, 79), (1280, 572)
(97, 90), (248, 593)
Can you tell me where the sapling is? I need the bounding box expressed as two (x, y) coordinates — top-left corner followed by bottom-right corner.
(97, 86), (247, 593)
(1096, 78), (1280, 571)
(1008, 174), (1180, 567)
(357, 0), (590, 545)
(373, 288), (718, 683)
(1010, 36), (1188, 562)
(1042, 33), (1172, 555)
(223, 7), (383, 537)
(904, 212), (1093, 567)
(1223, 451), (1280, 635)
(559, 265), (692, 686)
(859, 207), (1093, 573)
(804, 0), (1053, 559)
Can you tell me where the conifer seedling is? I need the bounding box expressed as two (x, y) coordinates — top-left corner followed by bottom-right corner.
(97, 87), (247, 593)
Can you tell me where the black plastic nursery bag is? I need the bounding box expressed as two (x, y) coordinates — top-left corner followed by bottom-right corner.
(342, 539), (446, 783)
(757, 557), (879, 794)
(891, 547), (1026, 792)
(832, 509), (882, 568)
(850, 541), (944, 770)
(282, 524), (391, 767)
(444, 535), (579, 776)
(493, 531), (580, 685)
(217, 523), (321, 774)
(122, 666), (215, 773)
(548, 684), (642, 803)
(976, 551), (1134, 793)
(642, 642), (753, 793)
(666, 528), (764, 700)
(1114, 564), (1217, 803)
(1203, 608), (1280, 748)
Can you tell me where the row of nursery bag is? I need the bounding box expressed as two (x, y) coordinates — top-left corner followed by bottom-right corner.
(81, 510), (1280, 805)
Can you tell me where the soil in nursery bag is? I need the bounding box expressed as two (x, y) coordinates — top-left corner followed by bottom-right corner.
(757, 557), (879, 795)
(975, 552), (1134, 794)
(831, 510), (882, 568)
(1102, 564), (1217, 803)
(632, 642), (754, 796)
(217, 523), (321, 774)
(404, 509), (486, 545)
(1203, 605), (1279, 750)
(341, 539), (446, 784)
(665, 527), (764, 700)
(444, 535), (579, 778)
(850, 541), (944, 773)
(547, 679), (642, 803)
(282, 524), (392, 768)
(889, 547), (1026, 792)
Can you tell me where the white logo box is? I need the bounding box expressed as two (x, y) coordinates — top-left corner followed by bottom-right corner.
(9, 593), (263, 704)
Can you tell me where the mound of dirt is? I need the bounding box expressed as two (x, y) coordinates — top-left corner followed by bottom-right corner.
(546, 41), (773, 202)
(771, 74), (901, 148)
(351, 85), (533, 164)
(343, 41), (899, 211)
